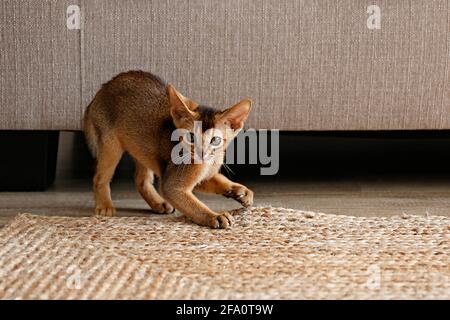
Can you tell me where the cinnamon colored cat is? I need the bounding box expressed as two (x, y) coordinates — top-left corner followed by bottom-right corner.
(83, 71), (253, 229)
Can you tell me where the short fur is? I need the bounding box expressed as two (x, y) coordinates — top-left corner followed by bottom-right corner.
(84, 71), (253, 228)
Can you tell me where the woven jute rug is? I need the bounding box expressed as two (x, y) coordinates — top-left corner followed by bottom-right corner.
(0, 207), (449, 299)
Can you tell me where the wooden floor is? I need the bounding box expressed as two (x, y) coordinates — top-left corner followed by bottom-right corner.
(1, 175), (449, 227)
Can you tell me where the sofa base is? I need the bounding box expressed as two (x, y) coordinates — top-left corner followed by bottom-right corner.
(0, 131), (59, 191)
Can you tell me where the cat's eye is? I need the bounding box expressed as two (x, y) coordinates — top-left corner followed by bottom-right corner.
(210, 136), (222, 147)
(184, 132), (195, 144)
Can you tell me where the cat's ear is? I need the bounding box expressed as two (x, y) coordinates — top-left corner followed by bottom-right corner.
(167, 84), (198, 112)
(219, 99), (252, 130)
(167, 84), (197, 125)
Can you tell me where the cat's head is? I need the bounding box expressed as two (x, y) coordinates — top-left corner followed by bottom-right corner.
(167, 84), (252, 163)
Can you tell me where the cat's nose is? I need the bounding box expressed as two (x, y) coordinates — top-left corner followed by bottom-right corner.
(202, 149), (214, 161)
(194, 150), (202, 159)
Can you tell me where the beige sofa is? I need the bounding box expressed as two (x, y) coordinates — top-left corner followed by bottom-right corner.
(1, 0), (449, 131)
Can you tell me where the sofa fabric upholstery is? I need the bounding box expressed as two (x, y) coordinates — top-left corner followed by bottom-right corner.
(0, 0), (81, 130)
(1, 0), (449, 131)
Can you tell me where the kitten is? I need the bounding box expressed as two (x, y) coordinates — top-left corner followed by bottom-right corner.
(83, 71), (253, 229)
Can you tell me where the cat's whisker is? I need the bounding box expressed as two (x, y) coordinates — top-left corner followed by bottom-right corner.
(222, 163), (235, 176)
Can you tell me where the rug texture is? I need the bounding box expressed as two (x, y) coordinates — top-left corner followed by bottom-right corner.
(0, 207), (449, 299)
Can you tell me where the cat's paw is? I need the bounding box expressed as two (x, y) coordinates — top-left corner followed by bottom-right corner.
(95, 206), (116, 217)
(224, 185), (254, 208)
(208, 211), (234, 229)
(151, 201), (175, 214)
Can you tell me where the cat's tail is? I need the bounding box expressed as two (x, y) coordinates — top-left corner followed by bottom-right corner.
(83, 103), (99, 158)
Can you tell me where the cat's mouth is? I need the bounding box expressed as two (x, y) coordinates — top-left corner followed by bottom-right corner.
(202, 151), (217, 164)
(191, 150), (221, 164)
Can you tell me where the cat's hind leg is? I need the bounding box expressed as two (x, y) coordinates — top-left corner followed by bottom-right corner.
(134, 162), (174, 214)
(93, 136), (123, 217)
(195, 173), (254, 208)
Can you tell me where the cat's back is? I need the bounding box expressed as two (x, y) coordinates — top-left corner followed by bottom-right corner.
(104, 70), (167, 97)
(90, 70), (170, 125)
(84, 70), (175, 162)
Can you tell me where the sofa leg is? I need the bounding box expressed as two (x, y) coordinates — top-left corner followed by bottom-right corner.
(0, 131), (59, 191)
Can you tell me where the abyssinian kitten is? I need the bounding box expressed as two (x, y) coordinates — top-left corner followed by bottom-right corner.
(84, 71), (253, 229)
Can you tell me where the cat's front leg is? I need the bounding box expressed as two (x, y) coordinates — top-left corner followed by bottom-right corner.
(223, 184), (254, 208)
(195, 173), (254, 208)
(161, 167), (234, 229)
